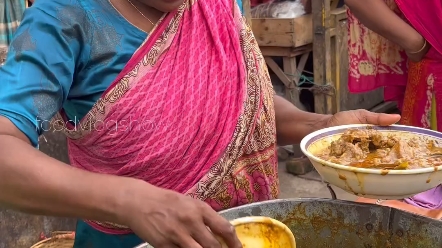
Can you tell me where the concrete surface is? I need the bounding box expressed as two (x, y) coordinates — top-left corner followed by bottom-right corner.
(278, 162), (358, 201)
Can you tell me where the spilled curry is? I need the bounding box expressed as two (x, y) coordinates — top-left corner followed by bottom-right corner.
(316, 128), (442, 170)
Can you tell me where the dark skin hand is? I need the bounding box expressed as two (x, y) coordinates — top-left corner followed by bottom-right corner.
(344, 0), (430, 62)
(274, 95), (401, 145)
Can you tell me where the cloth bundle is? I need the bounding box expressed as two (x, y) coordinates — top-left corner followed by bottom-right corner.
(251, 0), (306, 18)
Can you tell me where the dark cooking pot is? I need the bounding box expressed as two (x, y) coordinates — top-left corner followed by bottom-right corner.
(136, 198), (442, 248)
(220, 198), (442, 248)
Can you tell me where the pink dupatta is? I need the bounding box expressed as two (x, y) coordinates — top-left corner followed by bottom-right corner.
(57, 0), (278, 234)
(395, 0), (442, 210)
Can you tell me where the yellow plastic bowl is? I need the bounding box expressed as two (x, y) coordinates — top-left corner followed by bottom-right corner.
(220, 216), (296, 248)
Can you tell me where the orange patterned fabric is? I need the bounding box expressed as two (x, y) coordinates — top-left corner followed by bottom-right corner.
(56, 0), (278, 234)
(347, 0), (408, 108)
(400, 59), (442, 130)
(395, 0), (442, 129)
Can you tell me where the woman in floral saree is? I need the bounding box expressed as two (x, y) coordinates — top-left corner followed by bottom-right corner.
(345, 0), (442, 219)
(0, 0), (400, 247)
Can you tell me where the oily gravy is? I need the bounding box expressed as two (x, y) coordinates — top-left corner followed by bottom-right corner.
(315, 128), (442, 170)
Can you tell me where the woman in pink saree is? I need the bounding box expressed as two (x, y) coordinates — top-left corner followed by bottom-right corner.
(0, 0), (400, 247)
(345, 0), (442, 218)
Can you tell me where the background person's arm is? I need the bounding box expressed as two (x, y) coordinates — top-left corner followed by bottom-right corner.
(344, 0), (428, 61)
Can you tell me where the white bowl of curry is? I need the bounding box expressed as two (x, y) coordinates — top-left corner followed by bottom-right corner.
(300, 124), (442, 199)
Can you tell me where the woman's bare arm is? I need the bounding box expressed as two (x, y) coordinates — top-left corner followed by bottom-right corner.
(274, 96), (400, 145)
(274, 95), (331, 145)
(0, 116), (136, 223)
(0, 116), (242, 247)
(344, 0), (424, 53)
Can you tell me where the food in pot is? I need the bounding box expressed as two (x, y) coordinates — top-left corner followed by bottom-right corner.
(315, 128), (442, 169)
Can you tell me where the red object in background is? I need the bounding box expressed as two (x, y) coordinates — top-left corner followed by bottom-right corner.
(250, 0), (273, 7)
(39, 232), (47, 241)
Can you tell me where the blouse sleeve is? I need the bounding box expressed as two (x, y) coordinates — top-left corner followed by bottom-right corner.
(0, 4), (80, 147)
(237, 0), (244, 13)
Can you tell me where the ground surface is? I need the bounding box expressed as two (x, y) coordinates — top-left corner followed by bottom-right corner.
(277, 162), (358, 201)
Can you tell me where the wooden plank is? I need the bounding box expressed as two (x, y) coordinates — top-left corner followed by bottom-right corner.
(282, 57), (303, 108)
(242, 0), (252, 27)
(254, 34), (313, 48)
(312, 0), (334, 114)
(330, 10), (349, 112)
(251, 18), (297, 34)
(251, 15), (313, 47)
(264, 57), (292, 88)
(249, 8), (343, 48)
(253, 34), (298, 47)
(334, 19), (384, 111)
(260, 45), (312, 57)
(330, 8), (347, 27)
(251, 15), (313, 34)
(260, 47), (294, 57)
(329, 35), (338, 113)
(297, 53), (310, 81)
(334, 18), (345, 112)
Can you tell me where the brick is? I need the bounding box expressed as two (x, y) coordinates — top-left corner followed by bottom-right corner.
(285, 157), (314, 175)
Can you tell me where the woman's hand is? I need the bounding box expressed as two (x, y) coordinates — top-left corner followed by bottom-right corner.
(274, 96), (401, 145)
(119, 181), (242, 248)
(326, 109), (401, 127)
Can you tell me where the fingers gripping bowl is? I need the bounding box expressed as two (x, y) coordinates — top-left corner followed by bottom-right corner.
(300, 124), (442, 199)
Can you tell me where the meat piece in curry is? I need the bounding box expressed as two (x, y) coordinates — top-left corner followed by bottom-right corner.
(316, 128), (442, 169)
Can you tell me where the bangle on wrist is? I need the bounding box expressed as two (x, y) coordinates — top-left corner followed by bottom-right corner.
(408, 39), (427, 54)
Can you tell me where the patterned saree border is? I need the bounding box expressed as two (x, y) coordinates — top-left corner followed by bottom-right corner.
(401, 60), (424, 126)
(186, 9), (277, 203)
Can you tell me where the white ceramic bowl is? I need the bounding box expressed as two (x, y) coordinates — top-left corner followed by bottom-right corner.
(300, 124), (442, 199)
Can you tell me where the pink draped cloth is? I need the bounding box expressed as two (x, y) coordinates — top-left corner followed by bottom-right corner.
(57, 0), (279, 234)
(394, 0), (442, 210)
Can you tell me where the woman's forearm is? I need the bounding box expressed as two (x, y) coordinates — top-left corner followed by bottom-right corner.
(0, 133), (138, 224)
(274, 95), (331, 145)
(345, 0), (423, 52)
